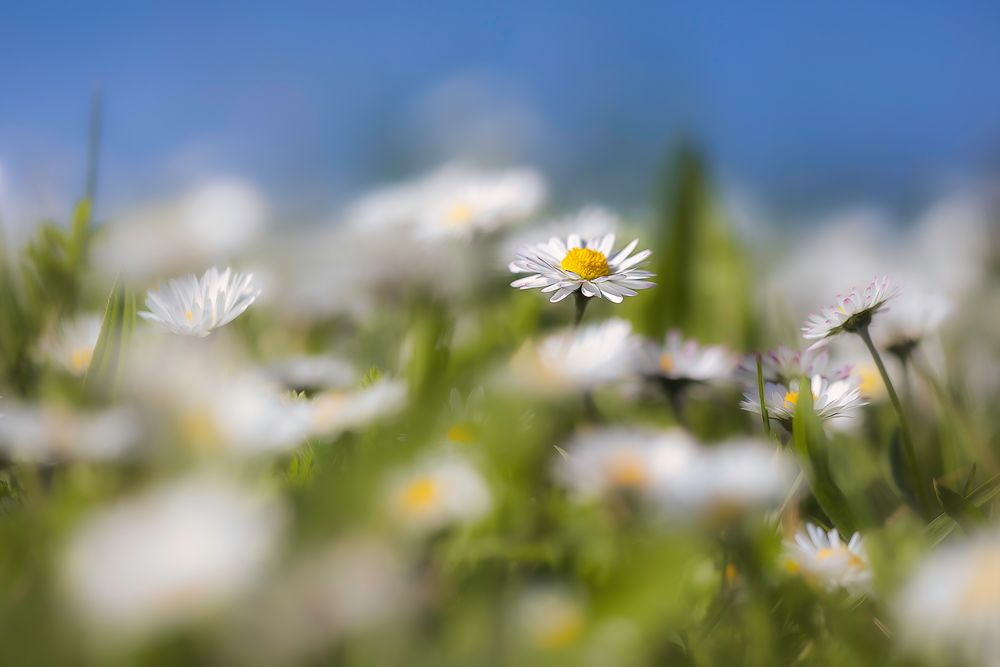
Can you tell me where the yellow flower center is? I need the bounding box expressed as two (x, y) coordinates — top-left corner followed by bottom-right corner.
(402, 476), (440, 513)
(69, 348), (93, 373)
(185, 310), (194, 322)
(560, 247), (609, 281)
(608, 452), (649, 489)
(446, 424), (475, 444)
(784, 390), (800, 408)
(447, 203), (474, 226)
(857, 364), (884, 399)
(534, 609), (583, 650)
(659, 353), (674, 373)
(960, 549), (1000, 614)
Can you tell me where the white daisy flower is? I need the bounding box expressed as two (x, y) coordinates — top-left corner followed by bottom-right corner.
(61, 474), (285, 641)
(663, 439), (798, 520)
(739, 345), (842, 386)
(385, 452), (492, 535)
(139, 266), (260, 337)
(509, 233), (654, 303)
(510, 318), (639, 394)
(740, 374), (866, 424)
(0, 404), (143, 463)
(875, 291), (951, 358)
(554, 427), (697, 500)
(641, 330), (736, 383)
(348, 163), (545, 239)
(895, 529), (1000, 666)
(266, 355), (358, 393)
(308, 380), (408, 440)
(511, 586), (586, 651)
(802, 276), (899, 347)
(40, 314), (102, 376)
(783, 523), (872, 595)
(499, 205), (622, 267)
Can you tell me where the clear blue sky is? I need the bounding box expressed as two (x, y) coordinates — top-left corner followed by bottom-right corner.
(3, 1), (1000, 218)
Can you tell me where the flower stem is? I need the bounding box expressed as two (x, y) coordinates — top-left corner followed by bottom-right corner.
(572, 291), (589, 328)
(857, 326), (932, 515)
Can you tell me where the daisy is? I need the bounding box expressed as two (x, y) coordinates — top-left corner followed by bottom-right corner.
(0, 404), (143, 463)
(509, 233), (654, 304)
(266, 355), (358, 393)
(509, 318), (639, 394)
(512, 586), (586, 651)
(61, 474), (285, 641)
(554, 427), (697, 500)
(40, 314), (102, 376)
(139, 266), (260, 337)
(385, 452), (492, 535)
(642, 331), (736, 384)
(740, 345), (842, 386)
(740, 374), (865, 425)
(895, 528), (1000, 666)
(783, 523), (872, 595)
(876, 292), (951, 360)
(802, 276), (899, 347)
(308, 380), (408, 440)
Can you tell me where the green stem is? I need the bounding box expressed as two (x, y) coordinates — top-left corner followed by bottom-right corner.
(572, 291), (589, 328)
(857, 326), (932, 515)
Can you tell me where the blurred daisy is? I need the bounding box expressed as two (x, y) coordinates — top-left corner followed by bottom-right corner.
(512, 586), (586, 651)
(385, 453), (492, 535)
(740, 374), (865, 425)
(348, 163), (545, 239)
(0, 404), (142, 462)
(308, 380), (407, 439)
(663, 439), (798, 520)
(784, 523), (872, 595)
(140, 266), (260, 337)
(61, 474), (285, 641)
(895, 529), (1000, 666)
(555, 427), (697, 500)
(642, 331), (736, 384)
(41, 314), (102, 376)
(740, 345), (842, 385)
(510, 318), (639, 394)
(509, 233), (654, 303)
(876, 292), (951, 360)
(266, 355), (358, 393)
(802, 276), (899, 348)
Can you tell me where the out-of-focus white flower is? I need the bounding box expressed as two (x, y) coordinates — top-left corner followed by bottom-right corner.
(641, 331), (736, 383)
(308, 380), (407, 439)
(266, 355), (358, 393)
(554, 427), (697, 500)
(661, 439), (797, 519)
(40, 314), (102, 376)
(740, 346), (843, 386)
(140, 266), (260, 337)
(802, 276), (899, 347)
(0, 404), (142, 462)
(784, 523), (872, 594)
(875, 292), (951, 357)
(512, 586), (586, 651)
(895, 529), (1000, 666)
(740, 374), (865, 424)
(61, 474), (285, 641)
(385, 452), (492, 535)
(95, 179), (267, 280)
(348, 163), (545, 239)
(222, 537), (413, 665)
(510, 233), (654, 304)
(510, 318), (639, 395)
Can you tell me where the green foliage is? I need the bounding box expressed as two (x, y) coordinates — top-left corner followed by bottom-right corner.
(85, 279), (136, 398)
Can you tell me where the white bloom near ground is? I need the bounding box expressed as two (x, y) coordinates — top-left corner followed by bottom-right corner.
(140, 266), (260, 337)
(40, 314), (102, 376)
(0, 404), (142, 462)
(640, 330), (737, 383)
(385, 452), (492, 535)
(61, 474), (286, 642)
(784, 523), (872, 595)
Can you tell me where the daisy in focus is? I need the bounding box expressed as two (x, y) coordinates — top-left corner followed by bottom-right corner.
(642, 331), (736, 385)
(385, 453), (493, 536)
(802, 276), (899, 348)
(784, 523), (872, 595)
(40, 314), (103, 376)
(140, 266), (261, 337)
(554, 427), (697, 501)
(740, 374), (865, 425)
(895, 528), (1000, 666)
(510, 318), (639, 394)
(509, 233), (654, 304)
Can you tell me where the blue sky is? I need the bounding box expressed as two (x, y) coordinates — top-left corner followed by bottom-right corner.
(3, 1), (1000, 220)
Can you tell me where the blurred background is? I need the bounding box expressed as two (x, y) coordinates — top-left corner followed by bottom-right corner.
(3, 1), (1000, 234)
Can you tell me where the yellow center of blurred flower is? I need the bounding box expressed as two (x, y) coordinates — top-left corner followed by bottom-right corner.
(534, 609), (583, 650)
(857, 364), (884, 399)
(784, 558), (801, 574)
(784, 391), (800, 408)
(560, 248), (609, 281)
(816, 547), (834, 560)
(185, 310), (194, 322)
(402, 476), (440, 513)
(446, 424), (475, 444)
(725, 563), (739, 583)
(69, 348), (93, 373)
(960, 550), (1000, 613)
(659, 354), (674, 373)
(447, 203), (474, 225)
(608, 452), (649, 489)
